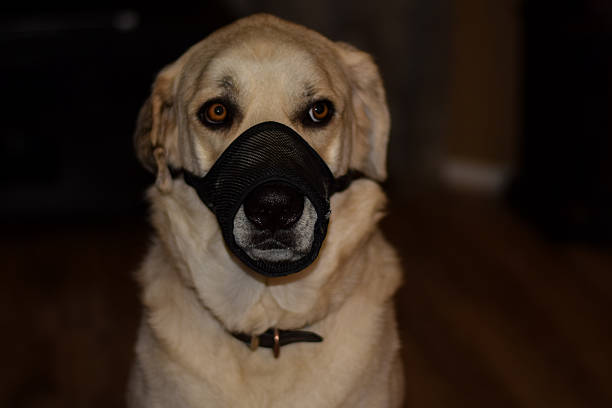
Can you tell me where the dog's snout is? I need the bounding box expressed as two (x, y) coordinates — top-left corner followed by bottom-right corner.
(243, 182), (304, 232)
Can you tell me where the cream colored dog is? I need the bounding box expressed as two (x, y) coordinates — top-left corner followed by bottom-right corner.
(129, 14), (403, 408)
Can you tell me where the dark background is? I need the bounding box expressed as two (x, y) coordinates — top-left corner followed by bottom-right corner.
(2, 1), (611, 407)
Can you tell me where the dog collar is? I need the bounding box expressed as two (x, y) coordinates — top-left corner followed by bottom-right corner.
(232, 327), (323, 358)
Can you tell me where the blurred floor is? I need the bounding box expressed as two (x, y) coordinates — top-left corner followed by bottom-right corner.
(384, 190), (612, 408)
(1, 189), (611, 407)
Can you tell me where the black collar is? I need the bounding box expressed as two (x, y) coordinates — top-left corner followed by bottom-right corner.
(232, 328), (323, 358)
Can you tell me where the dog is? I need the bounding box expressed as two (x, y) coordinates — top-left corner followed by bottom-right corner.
(128, 14), (404, 408)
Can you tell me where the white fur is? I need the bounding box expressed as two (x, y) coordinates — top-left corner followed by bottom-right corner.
(233, 197), (317, 262)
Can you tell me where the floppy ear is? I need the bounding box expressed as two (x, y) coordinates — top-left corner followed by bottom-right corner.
(134, 62), (182, 193)
(336, 42), (390, 181)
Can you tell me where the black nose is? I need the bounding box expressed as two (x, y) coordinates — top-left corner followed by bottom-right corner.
(243, 182), (304, 232)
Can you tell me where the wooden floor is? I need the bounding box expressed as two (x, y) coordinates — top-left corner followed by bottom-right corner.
(384, 190), (612, 408)
(2, 189), (611, 407)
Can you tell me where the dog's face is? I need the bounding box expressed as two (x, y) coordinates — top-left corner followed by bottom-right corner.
(135, 14), (390, 332)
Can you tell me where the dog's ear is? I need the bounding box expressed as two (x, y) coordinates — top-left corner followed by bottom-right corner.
(134, 62), (182, 193)
(336, 42), (390, 181)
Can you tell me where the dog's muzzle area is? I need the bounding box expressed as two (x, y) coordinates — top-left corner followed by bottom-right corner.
(182, 121), (361, 277)
(234, 182), (317, 262)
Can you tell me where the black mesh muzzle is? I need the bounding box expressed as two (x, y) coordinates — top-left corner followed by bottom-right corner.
(183, 121), (359, 277)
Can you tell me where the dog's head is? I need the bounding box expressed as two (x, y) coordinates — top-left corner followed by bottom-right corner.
(135, 14), (389, 282)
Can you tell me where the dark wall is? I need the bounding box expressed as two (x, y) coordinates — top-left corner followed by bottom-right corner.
(508, 0), (612, 243)
(1, 6), (234, 221)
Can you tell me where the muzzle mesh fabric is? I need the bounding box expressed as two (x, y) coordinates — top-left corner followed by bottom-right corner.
(183, 121), (364, 277)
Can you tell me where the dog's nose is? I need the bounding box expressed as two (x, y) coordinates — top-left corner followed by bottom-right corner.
(243, 182), (304, 231)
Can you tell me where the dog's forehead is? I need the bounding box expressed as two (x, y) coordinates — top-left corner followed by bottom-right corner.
(182, 28), (347, 100)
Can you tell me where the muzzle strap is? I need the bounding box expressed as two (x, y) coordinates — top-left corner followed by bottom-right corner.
(330, 169), (366, 194)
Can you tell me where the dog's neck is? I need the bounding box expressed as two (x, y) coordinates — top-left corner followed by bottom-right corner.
(144, 179), (389, 350)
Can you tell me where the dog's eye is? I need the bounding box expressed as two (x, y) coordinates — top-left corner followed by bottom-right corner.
(207, 103), (227, 123)
(305, 100), (333, 126)
(198, 100), (231, 128)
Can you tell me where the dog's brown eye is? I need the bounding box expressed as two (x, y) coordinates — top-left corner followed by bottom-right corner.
(206, 103), (227, 123)
(308, 101), (331, 123)
(198, 100), (232, 128)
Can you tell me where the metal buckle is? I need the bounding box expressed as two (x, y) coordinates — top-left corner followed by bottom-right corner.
(249, 334), (260, 351)
(273, 327), (280, 358)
